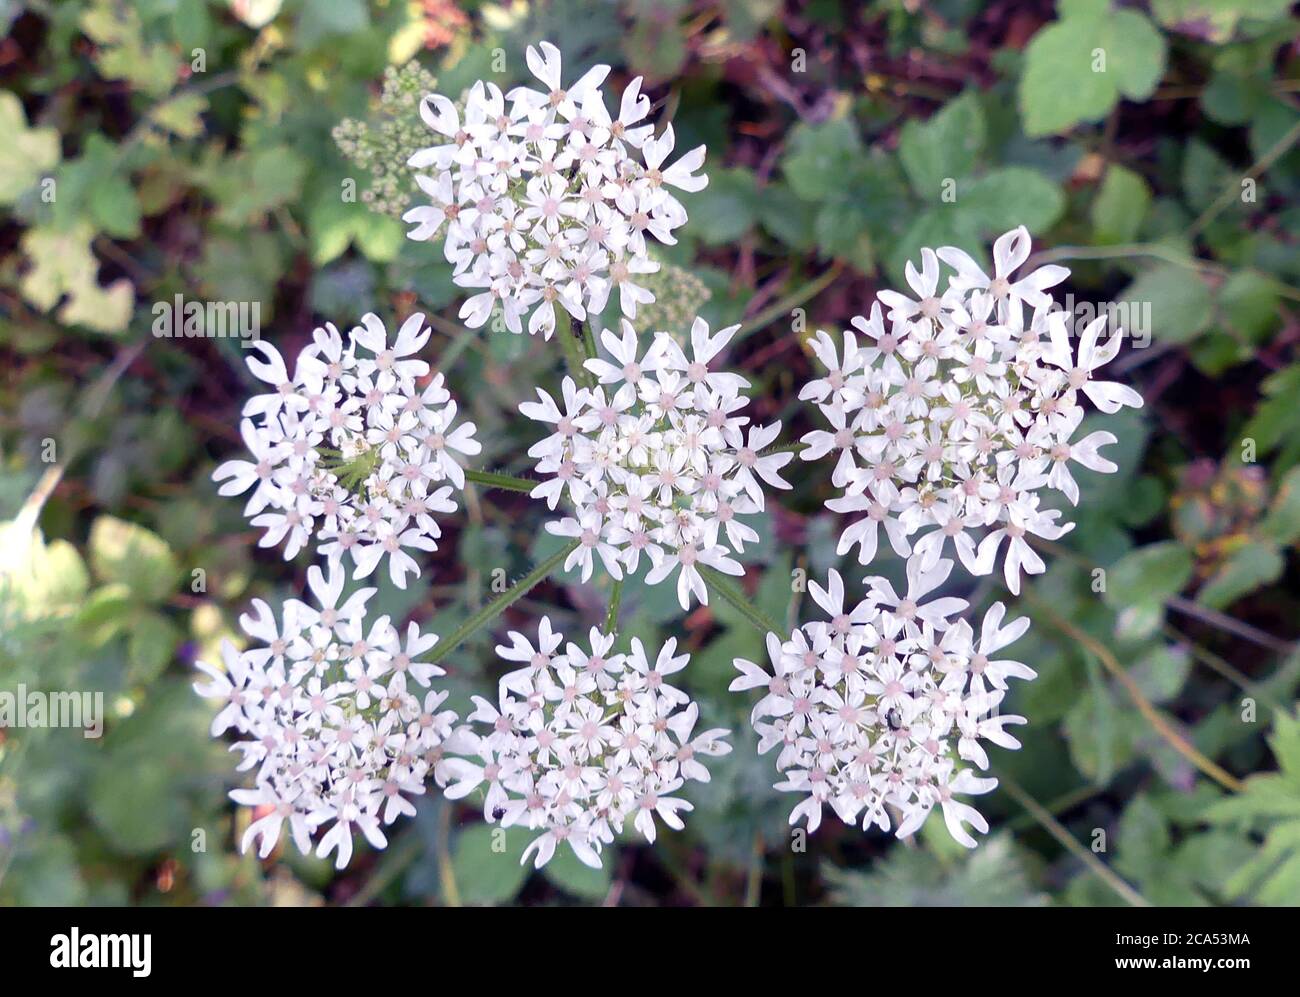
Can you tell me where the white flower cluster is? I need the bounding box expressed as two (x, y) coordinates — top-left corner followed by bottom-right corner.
(213, 312), (480, 588)
(731, 561), (1033, 847)
(800, 226), (1144, 594)
(194, 564), (457, 869)
(436, 618), (730, 869)
(522, 319), (793, 609)
(403, 41), (707, 338)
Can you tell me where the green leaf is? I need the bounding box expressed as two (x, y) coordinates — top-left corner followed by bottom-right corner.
(1091, 164), (1151, 244)
(1218, 271), (1280, 344)
(0, 523), (90, 621)
(824, 834), (1048, 906)
(782, 117), (863, 202)
(1201, 70), (1267, 126)
(307, 191), (404, 267)
(1064, 678), (1134, 785)
(960, 167), (1065, 233)
(756, 182), (817, 250)
(542, 845), (613, 900)
(88, 679), (229, 855)
(148, 93), (208, 139)
(196, 230), (286, 320)
(688, 167), (759, 245)
(1019, 1), (1167, 137)
(0, 91), (60, 206)
(1115, 794), (1169, 882)
(294, 0), (368, 47)
(209, 145), (307, 226)
(80, 0), (179, 97)
(88, 515), (181, 605)
(451, 825), (530, 905)
(1242, 364), (1300, 457)
(48, 135), (142, 239)
(127, 610), (181, 684)
(1205, 712), (1300, 904)
(1151, 0), (1294, 44)
(1261, 466), (1300, 545)
(1197, 541), (1283, 610)
(1103, 541), (1193, 611)
(898, 90), (986, 199)
(1130, 645), (1191, 704)
(18, 224), (134, 335)
(1181, 139), (1235, 211)
(1120, 264), (1213, 344)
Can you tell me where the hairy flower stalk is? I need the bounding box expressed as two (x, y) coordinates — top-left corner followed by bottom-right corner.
(437, 618), (730, 869)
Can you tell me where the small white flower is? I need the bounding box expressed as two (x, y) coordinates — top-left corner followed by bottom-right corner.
(524, 317), (786, 609)
(730, 563), (1031, 849)
(194, 576), (455, 869)
(437, 618), (729, 869)
(404, 43), (707, 334)
(801, 227), (1144, 590)
(212, 313), (477, 588)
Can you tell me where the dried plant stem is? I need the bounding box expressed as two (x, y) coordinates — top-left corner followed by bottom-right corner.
(1000, 775), (1151, 907)
(1022, 590), (1245, 793)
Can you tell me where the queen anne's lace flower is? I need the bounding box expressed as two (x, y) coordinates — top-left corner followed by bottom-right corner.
(800, 226), (1144, 594)
(436, 617), (730, 869)
(730, 562), (1032, 847)
(402, 41), (707, 337)
(193, 563), (457, 869)
(212, 312), (480, 588)
(521, 318), (792, 608)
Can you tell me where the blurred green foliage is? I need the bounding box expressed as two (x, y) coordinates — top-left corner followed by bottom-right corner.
(1, 0), (1299, 906)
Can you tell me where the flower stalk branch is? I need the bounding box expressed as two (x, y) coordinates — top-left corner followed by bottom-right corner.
(464, 468), (538, 494)
(699, 565), (784, 635)
(426, 539), (582, 666)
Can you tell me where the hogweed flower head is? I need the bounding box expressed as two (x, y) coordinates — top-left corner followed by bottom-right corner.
(730, 562), (1033, 847)
(194, 563), (456, 869)
(402, 41), (708, 338)
(800, 226), (1144, 594)
(212, 312), (479, 588)
(333, 60), (445, 219)
(522, 318), (792, 608)
(437, 617), (730, 869)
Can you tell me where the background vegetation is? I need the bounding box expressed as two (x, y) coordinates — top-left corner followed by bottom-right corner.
(2, 0), (1299, 906)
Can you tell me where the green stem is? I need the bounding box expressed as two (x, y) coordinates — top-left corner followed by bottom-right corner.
(1000, 775), (1151, 908)
(699, 565), (784, 635)
(427, 539), (580, 666)
(583, 316), (600, 363)
(464, 468), (537, 494)
(734, 261), (845, 345)
(761, 441), (808, 457)
(561, 313), (595, 388)
(605, 579), (623, 635)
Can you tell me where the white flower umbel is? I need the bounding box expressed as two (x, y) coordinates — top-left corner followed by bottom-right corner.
(403, 41), (708, 337)
(800, 226), (1144, 594)
(521, 318), (792, 609)
(212, 312), (480, 588)
(436, 617), (730, 869)
(193, 563), (457, 869)
(730, 560), (1033, 848)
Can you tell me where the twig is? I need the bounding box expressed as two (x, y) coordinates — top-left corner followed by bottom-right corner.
(1166, 595), (1296, 655)
(734, 261), (845, 345)
(1021, 589), (1245, 793)
(1000, 775), (1151, 907)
